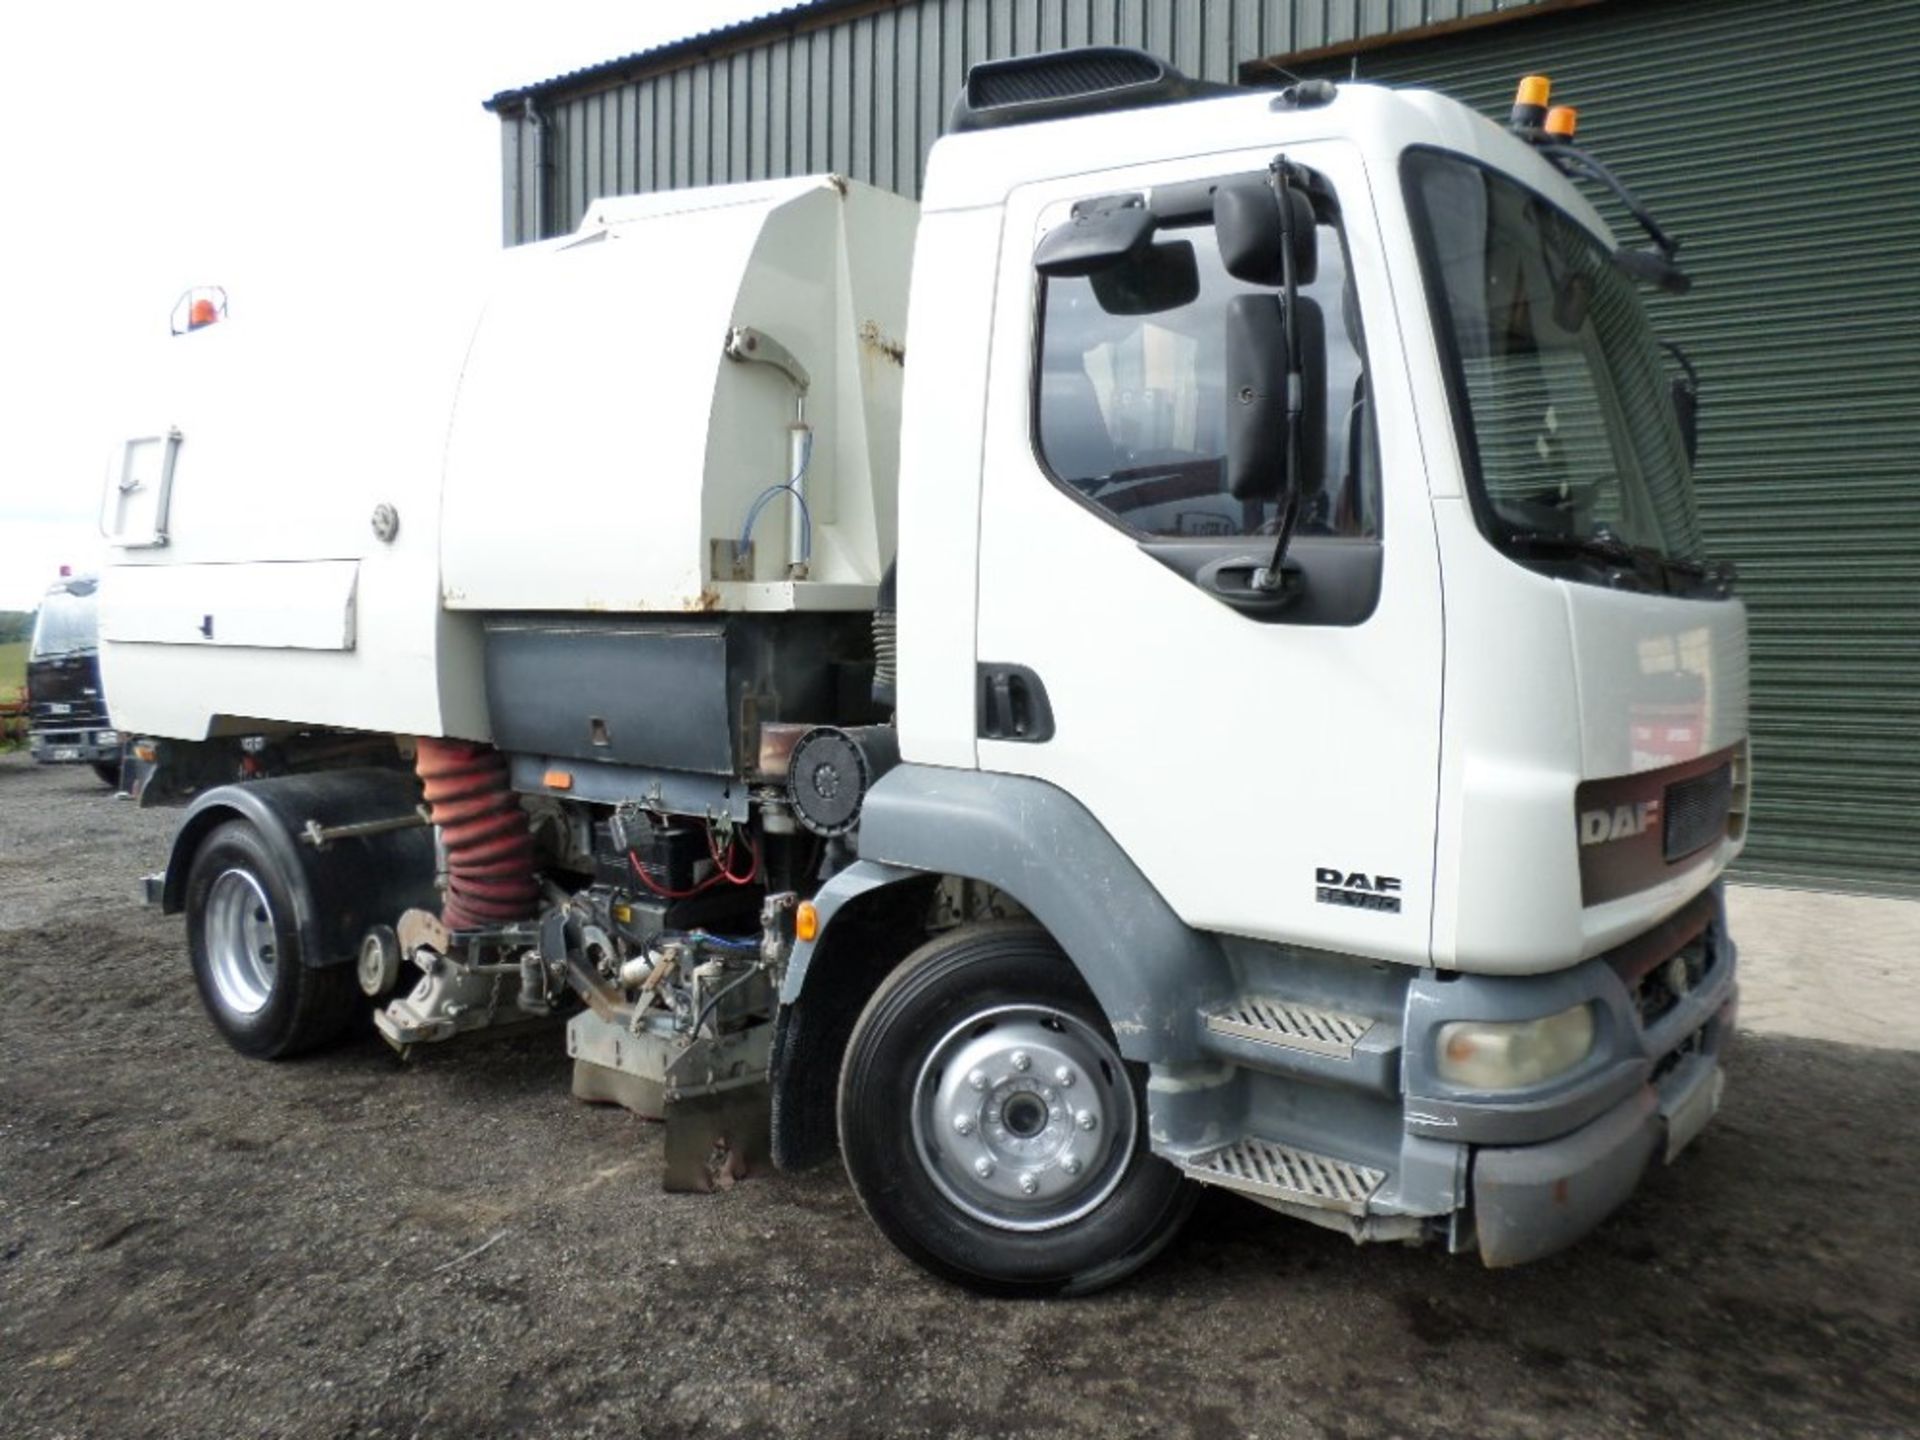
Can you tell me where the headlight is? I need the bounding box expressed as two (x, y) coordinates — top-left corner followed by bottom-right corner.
(1436, 1003), (1595, 1090)
(96, 730), (119, 745)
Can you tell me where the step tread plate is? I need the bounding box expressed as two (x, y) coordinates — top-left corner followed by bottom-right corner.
(1204, 996), (1376, 1059)
(1185, 1135), (1387, 1215)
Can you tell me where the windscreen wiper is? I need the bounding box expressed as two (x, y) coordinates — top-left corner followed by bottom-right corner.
(1652, 549), (1737, 596)
(1503, 528), (1734, 596)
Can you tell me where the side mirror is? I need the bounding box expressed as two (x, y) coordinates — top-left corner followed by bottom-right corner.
(1090, 240), (1200, 316)
(1034, 202), (1154, 277)
(1213, 182), (1318, 286)
(1552, 273), (1592, 333)
(1225, 294), (1326, 502)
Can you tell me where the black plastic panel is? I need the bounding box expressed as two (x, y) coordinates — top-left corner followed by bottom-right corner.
(949, 47), (1230, 133)
(1140, 535), (1383, 627)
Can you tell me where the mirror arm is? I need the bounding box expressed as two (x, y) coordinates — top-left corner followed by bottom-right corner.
(1253, 157), (1304, 593)
(1661, 340), (1701, 466)
(1544, 143), (1681, 259)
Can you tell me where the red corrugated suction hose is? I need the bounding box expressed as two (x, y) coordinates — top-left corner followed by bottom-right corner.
(413, 738), (539, 931)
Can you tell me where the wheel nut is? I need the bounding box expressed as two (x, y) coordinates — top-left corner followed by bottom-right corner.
(1076, 1109), (1097, 1132)
(1062, 1156), (1083, 1176)
(1019, 1172), (1040, 1196)
(967, 1068), (988, 1091)
(1011, 1050), (1031, 1072)
(973, 1157), (995, 1179)
(953, 1115), (975, 1137)
(1054, 1065), (1076, 1087)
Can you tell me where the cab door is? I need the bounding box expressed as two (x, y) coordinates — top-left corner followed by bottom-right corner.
(972, 141), (1443, 964)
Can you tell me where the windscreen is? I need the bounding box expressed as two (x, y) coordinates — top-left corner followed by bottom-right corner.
(1403, 148), (1705, 581)
(30, 587), (98, 659)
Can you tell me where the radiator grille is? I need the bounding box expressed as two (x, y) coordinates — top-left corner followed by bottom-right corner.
(1664, 762), (1733, 862)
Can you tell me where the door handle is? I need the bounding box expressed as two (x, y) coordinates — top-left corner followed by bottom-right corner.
(977, 663), (1055, 743)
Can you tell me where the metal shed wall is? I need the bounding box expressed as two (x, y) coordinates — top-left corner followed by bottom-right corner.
(1336, 0), (1920, 896)
(494, 0), (1568, 244)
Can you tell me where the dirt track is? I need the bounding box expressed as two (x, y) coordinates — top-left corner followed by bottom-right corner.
(2, 751), (1916, 1439)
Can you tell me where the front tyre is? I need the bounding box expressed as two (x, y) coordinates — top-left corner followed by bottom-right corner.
(184, 819), (357, 1059)
(838, 922), (1195, 1296)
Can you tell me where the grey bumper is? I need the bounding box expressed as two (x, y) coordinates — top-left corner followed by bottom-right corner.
(1473, 1047), (1726, 1268)
(31, 726), (120, 764)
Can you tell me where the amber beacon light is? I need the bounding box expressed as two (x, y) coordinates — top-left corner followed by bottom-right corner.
(1545, 105), (1579, 141)
(1510, 73), (1551, 129)
(169, 284), (228, 336)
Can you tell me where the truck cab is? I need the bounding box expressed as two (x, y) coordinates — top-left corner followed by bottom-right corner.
(799, 58), (1742, 1280)
(111, 49), (1743, 1296)
(27, 573), (122, 784)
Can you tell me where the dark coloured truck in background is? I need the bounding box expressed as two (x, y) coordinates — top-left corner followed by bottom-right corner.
(27, 573), (122, 786)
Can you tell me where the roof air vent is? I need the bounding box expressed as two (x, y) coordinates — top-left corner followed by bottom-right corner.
(950, 47), (1230, 133)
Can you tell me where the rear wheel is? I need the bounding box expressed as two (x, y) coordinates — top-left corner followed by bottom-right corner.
(185, 819), (357, 1058)
(838, 922), (1195, 1296)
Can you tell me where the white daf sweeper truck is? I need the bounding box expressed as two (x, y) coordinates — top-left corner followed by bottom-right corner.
(101, 51), (1745, 1294)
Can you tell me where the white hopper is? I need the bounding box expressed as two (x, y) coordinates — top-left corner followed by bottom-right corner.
(100, 176), (914, 744)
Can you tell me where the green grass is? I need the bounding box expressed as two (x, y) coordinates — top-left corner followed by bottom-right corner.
(0, 641), (27, 748)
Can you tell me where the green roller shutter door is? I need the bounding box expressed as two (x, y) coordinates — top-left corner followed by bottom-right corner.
(1332, 0), (1920, 897)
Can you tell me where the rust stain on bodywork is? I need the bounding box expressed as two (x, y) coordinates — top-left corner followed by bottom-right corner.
(858, 320), (905, 367)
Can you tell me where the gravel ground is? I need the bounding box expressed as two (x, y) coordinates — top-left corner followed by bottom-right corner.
(1, 751), (1916, 1440)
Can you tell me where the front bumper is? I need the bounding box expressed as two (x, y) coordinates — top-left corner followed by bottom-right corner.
(1473, 1027), (1729, 1267)
(30, 726), (120, 764)
(1405, 886), (1738, 1265)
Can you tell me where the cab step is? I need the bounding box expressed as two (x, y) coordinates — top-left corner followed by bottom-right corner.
(1203, 996), (1375, 1059)
(1183, 1136), (1386, 1214)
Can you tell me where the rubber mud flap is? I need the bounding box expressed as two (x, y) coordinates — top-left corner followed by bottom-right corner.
(1474, 1087), (1660, 1267)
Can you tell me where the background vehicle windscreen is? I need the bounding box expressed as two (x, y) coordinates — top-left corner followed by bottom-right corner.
(1404, 148), (1703, 566)
(30, 587), (99, 660)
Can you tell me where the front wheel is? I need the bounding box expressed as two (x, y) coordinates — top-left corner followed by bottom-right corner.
(838, 922), (1195, 1296)
(185, 819), (357, 1059)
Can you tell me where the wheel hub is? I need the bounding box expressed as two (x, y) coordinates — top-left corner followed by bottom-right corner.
(912, 1004), (1135, 1232)
(205, 868), (278, 1016)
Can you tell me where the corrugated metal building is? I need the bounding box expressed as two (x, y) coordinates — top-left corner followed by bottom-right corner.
(486, 0), (1920, 896)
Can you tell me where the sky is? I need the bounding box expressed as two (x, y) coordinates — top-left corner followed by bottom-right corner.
(0, 0), (774, 611)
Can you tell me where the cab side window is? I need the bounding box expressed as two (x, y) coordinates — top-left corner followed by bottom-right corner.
(1034, 191), (1378, 541)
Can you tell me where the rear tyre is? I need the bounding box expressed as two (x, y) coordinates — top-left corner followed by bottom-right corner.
(184, 819), (357, 1059)
(838, 922), (1195, 1296)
